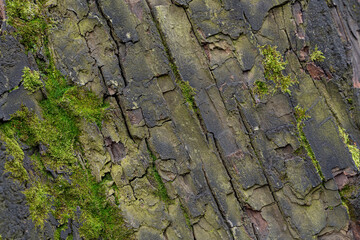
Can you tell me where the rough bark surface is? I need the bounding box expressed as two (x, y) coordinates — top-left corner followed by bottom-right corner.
(1, 0), (360, 239)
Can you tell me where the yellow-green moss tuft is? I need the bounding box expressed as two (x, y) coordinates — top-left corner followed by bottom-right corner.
(254, 45), (298, 97)
(22, 67), (43, 93)
(0, 125), (28, 182)
(294, 105), (325, 180)
(310, 45), (325, 62)
(148, 149), (171, 204)
(5, 0), (51, 52)
(23, 180), (53, 229)
(338, 127), (360, 168)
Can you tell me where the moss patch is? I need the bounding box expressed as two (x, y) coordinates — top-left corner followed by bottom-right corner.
(3, 0), (131, 238)
(147, 149), (171, 204)
(339, 184), (360, 220)
(254, 45), (297, 97)
(23, 179), (53, 228)
(1, 92), (130, 238)
(5, 0), (51, 52)
(0, 124), (28, 182)
(58, 87), (109, 128)
(180, 204), (191, 228)
(294, 105), (325, 180)
(310, 45), (325, 62)
(254, 80), (270, 96)
(22, 67), (43, 93)
(169, 60), (197, 113)
(338, 127), (360, 168)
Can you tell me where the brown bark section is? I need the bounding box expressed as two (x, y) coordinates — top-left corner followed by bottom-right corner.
(0, 0), (5, 21)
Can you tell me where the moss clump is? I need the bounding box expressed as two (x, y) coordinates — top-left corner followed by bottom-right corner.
(151, 167), (170, 203)
(5, 0), (50, 52)
(310, 45), (325, 62)
(54, 225), (68, 240)
(294, 105), (325, 180)
(23, 179), (53, 228)
(8, 69), (107, 169)
(7, 106), (77, 168)
(338, 127), (360, 168)
(3, 1), (129, 237)
(1, 89), (128, 238)
(22, 67), (43, 93)
(169, 62), (197, 112)
(339, 184), (359, 220)
(59, 87), (109, 128)
(294, 105), (310, 130)
(148, 149), (171, 203)
(4, 0), (132, 238)
(0, 124), (28, 182)
(254, 80), (270, 96)
(77, 173), (130, 239)
(1, 98), (129, 239)
(254, 45), (297, 97)
(179, 80), (196, 111)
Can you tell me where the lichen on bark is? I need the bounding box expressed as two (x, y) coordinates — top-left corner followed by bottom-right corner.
(1, 0), (360, 239)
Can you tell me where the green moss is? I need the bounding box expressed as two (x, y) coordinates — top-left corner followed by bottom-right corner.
(179, 81), (196, 110)
(147, 149), (171, 203)
(9, 85), (19, 93)
(342, 200), (351, 217)
(3, 1), (130, 238)
(180, 204), (191, 228)
(254, 45), (297, 97)
(41, 67), (108, 129)
(23, 180), (53, 229)
(10, 101), (127, 239)
(0, 124), (28, 182)
(22, 67), (43, 93)
(254, 80), (269, 96)
(2, 99), (129, 238)
(340, 184), (357, 197)
(49, 168), (130, 239)
(7, 106), (76, 168)
(72, 170), (130, 239)
(5, 0), (51, 52)
(294, 105), (325, 180)
(310, 45), (325, 62)
(2, 0), (133, 238)
(294, 105), (310, 127)
(58, 87), (109, 128)
(169, 63), (197, 112)
(338, 127), (360, 168)
(54, 223), (66, 240)
(339, 185), (357, 220)
(154, 16), (198, 113)
(152, 167), (170, 203)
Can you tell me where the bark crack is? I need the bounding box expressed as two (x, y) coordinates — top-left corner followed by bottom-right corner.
(94, 0), (129, 87)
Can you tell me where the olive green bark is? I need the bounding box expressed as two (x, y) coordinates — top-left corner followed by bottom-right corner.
(1, 0), (360, 239)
